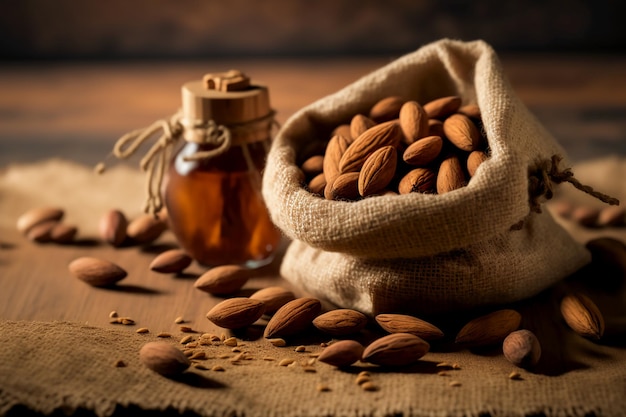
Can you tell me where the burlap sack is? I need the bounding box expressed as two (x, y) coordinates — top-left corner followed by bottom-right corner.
(262, 39), (594, 317)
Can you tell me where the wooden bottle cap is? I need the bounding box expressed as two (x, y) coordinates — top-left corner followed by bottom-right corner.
(181, 70), (271, 127)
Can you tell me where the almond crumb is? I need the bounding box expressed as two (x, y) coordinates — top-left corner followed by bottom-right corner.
(113, 359), (126, 368)
(174, 316), (185, 324)
(509, 371), (522, 380)
(316, 383), (330, 392)
(156, 332), (171, 338)
(211, 365), (225, 372)
(136, 327), (149, 334)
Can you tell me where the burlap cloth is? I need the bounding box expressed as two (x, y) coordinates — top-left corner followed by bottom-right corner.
(0, 158), (625, 417)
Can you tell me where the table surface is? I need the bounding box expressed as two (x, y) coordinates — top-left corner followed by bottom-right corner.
(1, 55), (625, 417)
(1, 54), (626, 324)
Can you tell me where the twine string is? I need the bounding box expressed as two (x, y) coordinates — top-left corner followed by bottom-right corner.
(529, 154), (619, 214)
(97, 110), (276, 216)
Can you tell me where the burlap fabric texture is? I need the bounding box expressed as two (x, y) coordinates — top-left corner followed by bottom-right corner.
(262, 39), (591, 316)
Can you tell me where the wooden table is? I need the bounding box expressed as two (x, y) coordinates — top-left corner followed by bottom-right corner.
(1, 54), (625, 417)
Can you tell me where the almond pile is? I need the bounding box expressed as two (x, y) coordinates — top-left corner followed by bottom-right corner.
(299, 95), (490, 200)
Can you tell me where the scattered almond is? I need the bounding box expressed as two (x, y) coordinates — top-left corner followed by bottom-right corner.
(194, 265), (251, 295)
(69, 256), (127, 287)
(139, 342), (190, 375)
(317, 340), (364, 368)
(560, 292), (605, 340)
(455, 309), (522, 347)
(264, 297), (322, 339)
(99, 209), (128, 246)
(362, 333), (430, 367)
(249, 286), (296, 314)
(206, 298), (266, 329)
(375, 313), (444, 340)
(16, 207), (64, 235)
(149, 249), (192, 273)
(312, 309), (368, 336)
(126, 214), (167, 244)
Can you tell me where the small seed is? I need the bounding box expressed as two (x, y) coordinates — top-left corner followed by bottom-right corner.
(294, 345), (306, 352)
(307, 358), (316, 366)
(509, 371), (522, 380)
(452, 363), (461, 369)
(157, 332), (171, 338)
(185, 342), (198, 349)
(194, 363), (209, 370)
(269, 338), (287, 347)
(110, 318), (122, 324)
(232, 347), (242, 353)
(218, 354), (231, 359)
(190, 351), (206, 360)
(224, 337), (238, 347)
(361, 381), (378, 391)
(357, 371), (371, 378)
(438, 371), (450, 377)
(113, 359), (126, 368)
(220, 333), (227, 342)
(308, 352), (321, 358)
(210, 334), (221, 342)
(121, 318), (135, 325)
(211, 365), (225, 372)
(316, 383), (331, 392)
(263, 357), (276, 361)
(180, 326), (194, 333)
(449, 380), (462, 387)
(109, 311), (118, 318)
(183, 350), (194, 357)
(136, 328), (149, 334)
(355, 375), (371, 385)
(302, 365), (316, 373)
(180, 335), (193, 344)
(436, 362), (451, 368)
(279, 358), (295, 366)
(174, 316), (185, 324)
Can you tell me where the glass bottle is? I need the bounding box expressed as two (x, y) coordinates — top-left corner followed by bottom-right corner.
(163, 70), (281, 268)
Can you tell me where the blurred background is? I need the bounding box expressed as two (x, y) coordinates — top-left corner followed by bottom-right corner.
(0, 0), (625, 166)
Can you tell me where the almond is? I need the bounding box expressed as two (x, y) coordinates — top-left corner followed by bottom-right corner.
(350, 114), (376, 140)
(331, 124), (353, 143)
(326, 172), (360, 201)
(99, 209), (128, 247)
(455, 309), (522, 347)
(317, 340), (364, 367)
(375, 313), (444, 341)
(206, 297), (266, 329)
(399, 100), (429, 144)
(127, 214), (167, 244)
(249, 286), (296, 314)
(69, 256), (127, 287)
(423, 96), (462, 119)
(139, 341), (190, 375)
(437, 155), (466, 194)
(150, 249), (192, 273)
(339, 121), (402, 173)
(323, 134), (350, 198)
(25, 220), (57, 243)
(398, 168), (436, 194)
(560, 292), (605, 340)
(358, 146), (397, 197)
(428, 119), (444, 137)
(458, 103), (481, 119)
(16, 207), (64, 235)
(194, 264), (250, 295)
(301, 155), (324, 178)
(402, 135), (443, 166)
(362, 333), (430, 366)
(467, 150), (489, 177)
(369, 96), (405, 123)
(50, 223), (78, 244)
(264, 297), (321, 339)
(312, 309), (368, 336)
(308, 173), (327, 196)
(443, 114), (482, 152)
(570, 206), (600, 227)
(597, 205), (626, 227)
(502, 329), (541, 369)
